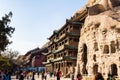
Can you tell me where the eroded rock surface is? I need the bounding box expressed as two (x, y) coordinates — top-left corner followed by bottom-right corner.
(76, 2), (120, 78)
(87, 0), (120, 15)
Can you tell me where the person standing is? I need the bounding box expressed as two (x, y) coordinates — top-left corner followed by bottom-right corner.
(94, 72), (104, 80)
(19, 71), (24, 80)
(70, 72), (74, 80)
(44, 72), (47, 80)
(56, 68), (61, 80)
(107, 73), (112, 80)
(76, 73), (82, 80)
(0, 70), (2, 80)
(107, 74), (116, 80)
(37, 72), (39, 78)
(16, 71), (19, 79)
(41, 72), (44, 80)
(31, 71), (35, 80)
(4, 71), (11, 80)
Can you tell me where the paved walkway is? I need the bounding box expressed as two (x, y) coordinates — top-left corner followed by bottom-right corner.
(11, 74), (71, 80)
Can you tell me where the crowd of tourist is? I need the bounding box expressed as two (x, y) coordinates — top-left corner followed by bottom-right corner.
(0, 69), (117, 80)
(77, 72), (117, 80)
(0, 70), (12, 80)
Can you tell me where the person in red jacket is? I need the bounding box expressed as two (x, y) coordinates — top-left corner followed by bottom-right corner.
(56, 68), (61, 80)
(76, 73), (82, 80)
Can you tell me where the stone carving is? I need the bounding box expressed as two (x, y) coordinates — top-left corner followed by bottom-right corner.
(76, 3), (120, 78)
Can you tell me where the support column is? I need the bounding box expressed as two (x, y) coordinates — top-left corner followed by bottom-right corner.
(52, 62), (54, 73)
(64, 61), (67, 75)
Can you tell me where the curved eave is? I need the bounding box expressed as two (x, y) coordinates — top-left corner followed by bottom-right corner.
(54, 32), (80, 43)
(53, 45), (78, 54)
(44, 51), (52, 55)
(48, 56), (77, 63)
(63, 56), (77, 60)
(72, 8), (88, 22)
(65, 45), (78, 50)
(42, 62), (51, 65)
(66, 32), (80, 37)
(52, 57), (63, 62)
(53, 48), (65, 54)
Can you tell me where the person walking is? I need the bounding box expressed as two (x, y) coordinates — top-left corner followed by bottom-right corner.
(16, 71), (19, 79)
(76, 73), (82, 80)
(31, 71), (35, 80)
(44, 72), (47, 80)
(107, 73), (116, 80)
(0, 70), (2, 80)
(56, 68), (61, 80)
(19, 71), (24, 80)
(37, 72), (39, 78)
(41, 72), (44, 80)
(4, 71), (11, 80)
(29, 71), (32, 79)
(70, 72), (74, 80)
(94, 72), (104, 80)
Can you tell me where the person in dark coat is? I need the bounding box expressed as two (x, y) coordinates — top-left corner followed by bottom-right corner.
(19, 71), (24, 80)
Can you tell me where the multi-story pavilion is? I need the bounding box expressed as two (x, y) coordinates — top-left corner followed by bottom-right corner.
(43, 19), (83, 76)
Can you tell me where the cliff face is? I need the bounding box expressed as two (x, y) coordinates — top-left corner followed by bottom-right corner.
(76, 1), (120, 78)
(87, 0), (120, 15)
(87, 0), (120, 8)
(83, 6), (120, 34)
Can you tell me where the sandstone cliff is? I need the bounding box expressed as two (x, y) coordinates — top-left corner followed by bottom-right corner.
(87, 0), (120, 8)
(83, 6), (120, 35)
(76, 1), (120, 78)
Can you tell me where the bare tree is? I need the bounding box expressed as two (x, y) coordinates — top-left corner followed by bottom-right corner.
(2, 48), (19, 59)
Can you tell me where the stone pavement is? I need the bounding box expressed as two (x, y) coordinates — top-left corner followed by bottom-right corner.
(11, 74), (71, 80)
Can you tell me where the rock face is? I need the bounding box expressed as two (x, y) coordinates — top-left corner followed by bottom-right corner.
(76, 4), (120, 78)
(87, 0), (120, 15)
(87, 0), (120, 8)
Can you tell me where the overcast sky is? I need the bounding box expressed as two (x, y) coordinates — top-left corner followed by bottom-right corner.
(0, 0), (87, 55)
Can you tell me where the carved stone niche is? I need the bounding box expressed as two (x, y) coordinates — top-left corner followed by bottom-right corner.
(93, 54), (96, 62)
(103, 45), (109, 54)
(116, 28), (120, 33)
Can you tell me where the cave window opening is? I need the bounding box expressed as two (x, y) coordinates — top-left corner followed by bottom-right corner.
(110, 41), (116, 53)
(81, 44), (88, 74)
(94, 42), (98, 51)
(103, 45), (109, 54)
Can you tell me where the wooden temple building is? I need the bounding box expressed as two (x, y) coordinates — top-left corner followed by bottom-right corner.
(43, 7), (88, 76)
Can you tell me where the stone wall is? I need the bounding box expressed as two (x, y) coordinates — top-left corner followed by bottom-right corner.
(76, 1), (120, 78)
